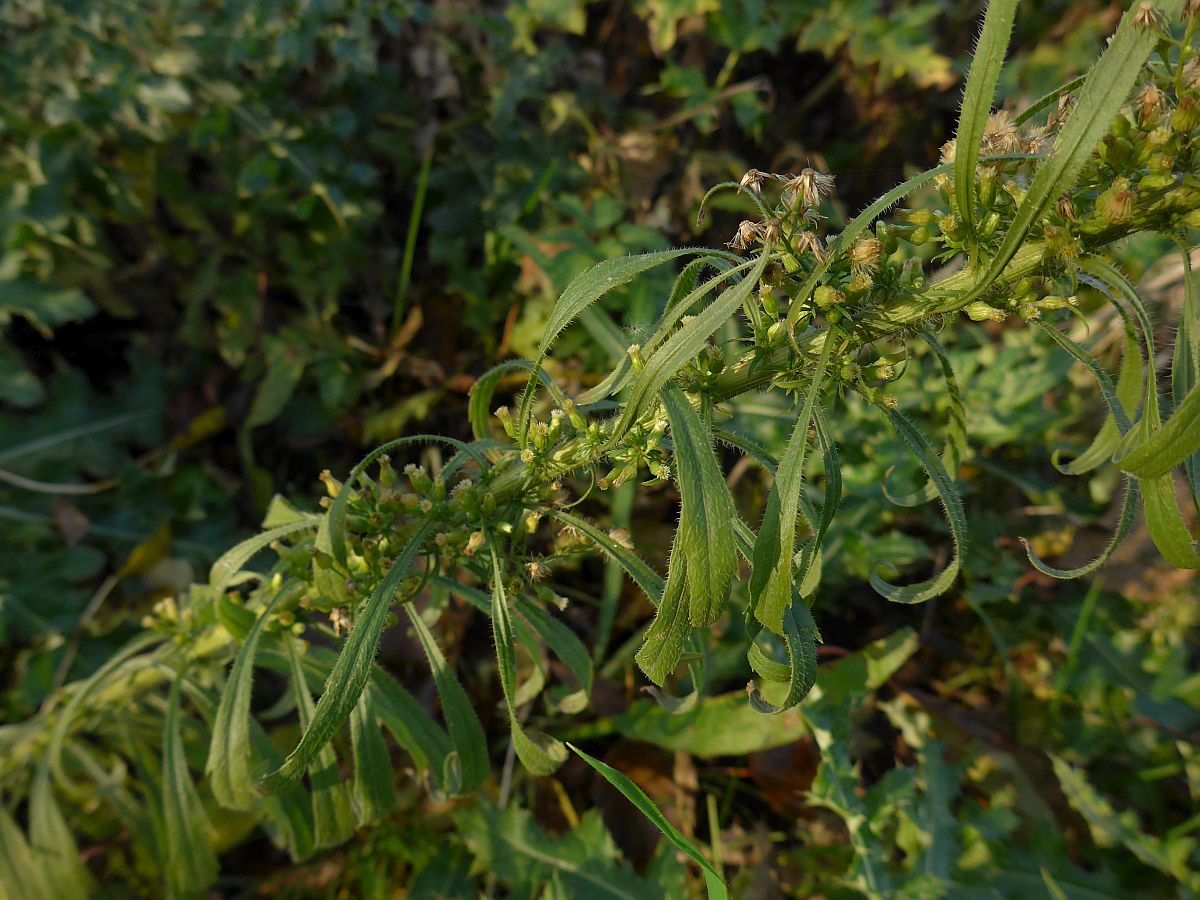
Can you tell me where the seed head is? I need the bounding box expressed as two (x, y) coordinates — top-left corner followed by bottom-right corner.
(849, 236), (884, 272)
(777, 168), (835, 210)
(738, 168), (768, 194)
(1136, 83), (1166, 128)
(729, 219), (763, 250)
(1132, 2), (1165, 32)
(982, 111), (1021, 155)
(1096, 177), (1136, 223)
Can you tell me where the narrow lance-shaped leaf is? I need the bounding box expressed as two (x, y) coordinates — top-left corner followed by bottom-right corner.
(350, 689), (397, 825)
(468, 359), (569, 442)
(30, 765), (92, 899)
(488, 546), (568, 775)
(749, 335), (834, 634)
(1055, 328), (1142, 475)
(610, 252), (769, 446)
(206, 586), (291, 810)
(662, 384), (738, 626)
(883, 333), (967, 506)
(947, 0), (1186, 311)
(634, 542), (692, 687)
(284, 637), (356, 850)
(209, 517), (319, 595)
(403, 603), (489, 794)
(259, 521), (434, 792)
(545, 508), (664, 601)
(518, 249), (700, 442)
(747, 600), (821, 715)
(567, 743), (729, 900)
(869, 406), (967, 604)
(954, 0), (1019, 245)
(163, 674), (219, 898)
(1173, 239), (1200, 508)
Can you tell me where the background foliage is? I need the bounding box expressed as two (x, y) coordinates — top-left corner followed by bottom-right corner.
(2, 0), (1198, 897)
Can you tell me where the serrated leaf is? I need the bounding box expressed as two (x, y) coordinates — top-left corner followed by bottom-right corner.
(259, 521), (434, 792)
(163, 675), (218, 898)
(634, 545), (690, 686)
(954, 0), (1018, 244)
(662, 384), (737, 626)
(567, 744), (728, 900)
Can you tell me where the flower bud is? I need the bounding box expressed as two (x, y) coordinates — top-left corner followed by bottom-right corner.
(1171, 96), (1199, 134)
(495, 405), (516, 438)
(464, 531), (485, 557)
(1095, 177), (1136, 223)
(965, 301), (1006, 322)
(627, 343), (645, 373)
(319, 470), (342, 498)
(850, 236), (884, 271)
(378, 456), (397, 488)
(759, 285), (779, 318)
(813, 285), (843, 308)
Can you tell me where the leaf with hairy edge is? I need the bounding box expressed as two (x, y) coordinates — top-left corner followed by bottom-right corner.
(518, 249), (700, 442)
(283, 638), (356, 850)
(1172, 240), (1200, 508)
(883, 333), (967, 506)
(634, 547), (691, 686)
(403, 603), (489, 794)
(1011, 74), (1088, 126)
(350, 690), (396, 825)
(209, 518), (319, 595)
(749, 335), (834, 634)
(870, 407), (966, 604)
(206, 588), (290, 810)
(579, 256), (746, 406)
(488, 547), (568, 774)
(1056, 331), (1142, 475)
(949, 0), (1185, 310)
(259, 521), (434, 793)
(545, 508), (664, 600)
(954, 0), (1018, 244)
(611, 252), (769, 445)
(662, 384), (738, 626)
(325, 435), (487, 567)
(567, 744), (729, 900)
(1081, 257), (1200, 568)
(30, 766), (92, 899)
(1023, 477), (1140, 579)
(1118, 375), (1200, 480)
(163, 675), (218, 897)
(748, 600), (821, 714)
(468, 359), (569, 443)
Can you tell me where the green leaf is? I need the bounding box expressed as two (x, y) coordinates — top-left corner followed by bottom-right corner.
(1055, 330), (1142, 475)
(567, 744), (728, 900)
(403, 602), (489, 794)
(883, 333), (967, 506)
(209, 517), (319, 596)
(30, 766), (92, 899)
(662, 384), (737, 626)
(1011, 74), (1088, 127)
(954, 0), (1018, 244)
(518, 249), (700, 442)
(468, 359), (569, 442)
(245, 339), (308, 430)
(869, 407), (966, 604)
(488, 545), (568, 775)
(205, 587), (290, 810)
(1052, 756), (1200, 890)
(950, 0), (1185, 310)
(747, 601), (821, 714)
(634, 546), (690, 686)
(0, 279), (95, 335)
(162, 675), (218, 898)
(350, 690), (396, 825)
(610, 252), (769, 445)
(0, 804), (56, 900)
(515, 596), (594, 713)
(284, 638), (356, 850)
(258, 521), (434, 792)
(1117, 373), (1200, 480)
(749, 334), (833, 633)
(1172, 239), (1200, 508)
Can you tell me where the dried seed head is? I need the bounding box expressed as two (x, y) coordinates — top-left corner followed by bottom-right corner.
(794, 230), (827, 261)
(982, 110), (1022, 155)
(608, 528), (634, 551)
(729, 219), (763, 250)
(738, 168), (768, 194)
(849, 236), (884, 272)
(939, 139), (957, 165)
(778, 168), (835, 210)
(1132, 2), (1165, 32)
(1136, 83), (1166, 128)
(1183, 57), (1200, 90)
(1056, 196), (1079, 224)
(761, 219), (783, 245)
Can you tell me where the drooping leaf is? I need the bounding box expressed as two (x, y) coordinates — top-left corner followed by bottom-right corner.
(488, 546), (567, 775)
(869, 407), (966, 604)
(749, 335), (834, 633)
(209, 517), (319, 596)
(634, 543), (691, 687)
(662, 384), (738, 626)
(545, 508), (664, 601)
(350, 690), (396, 825)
